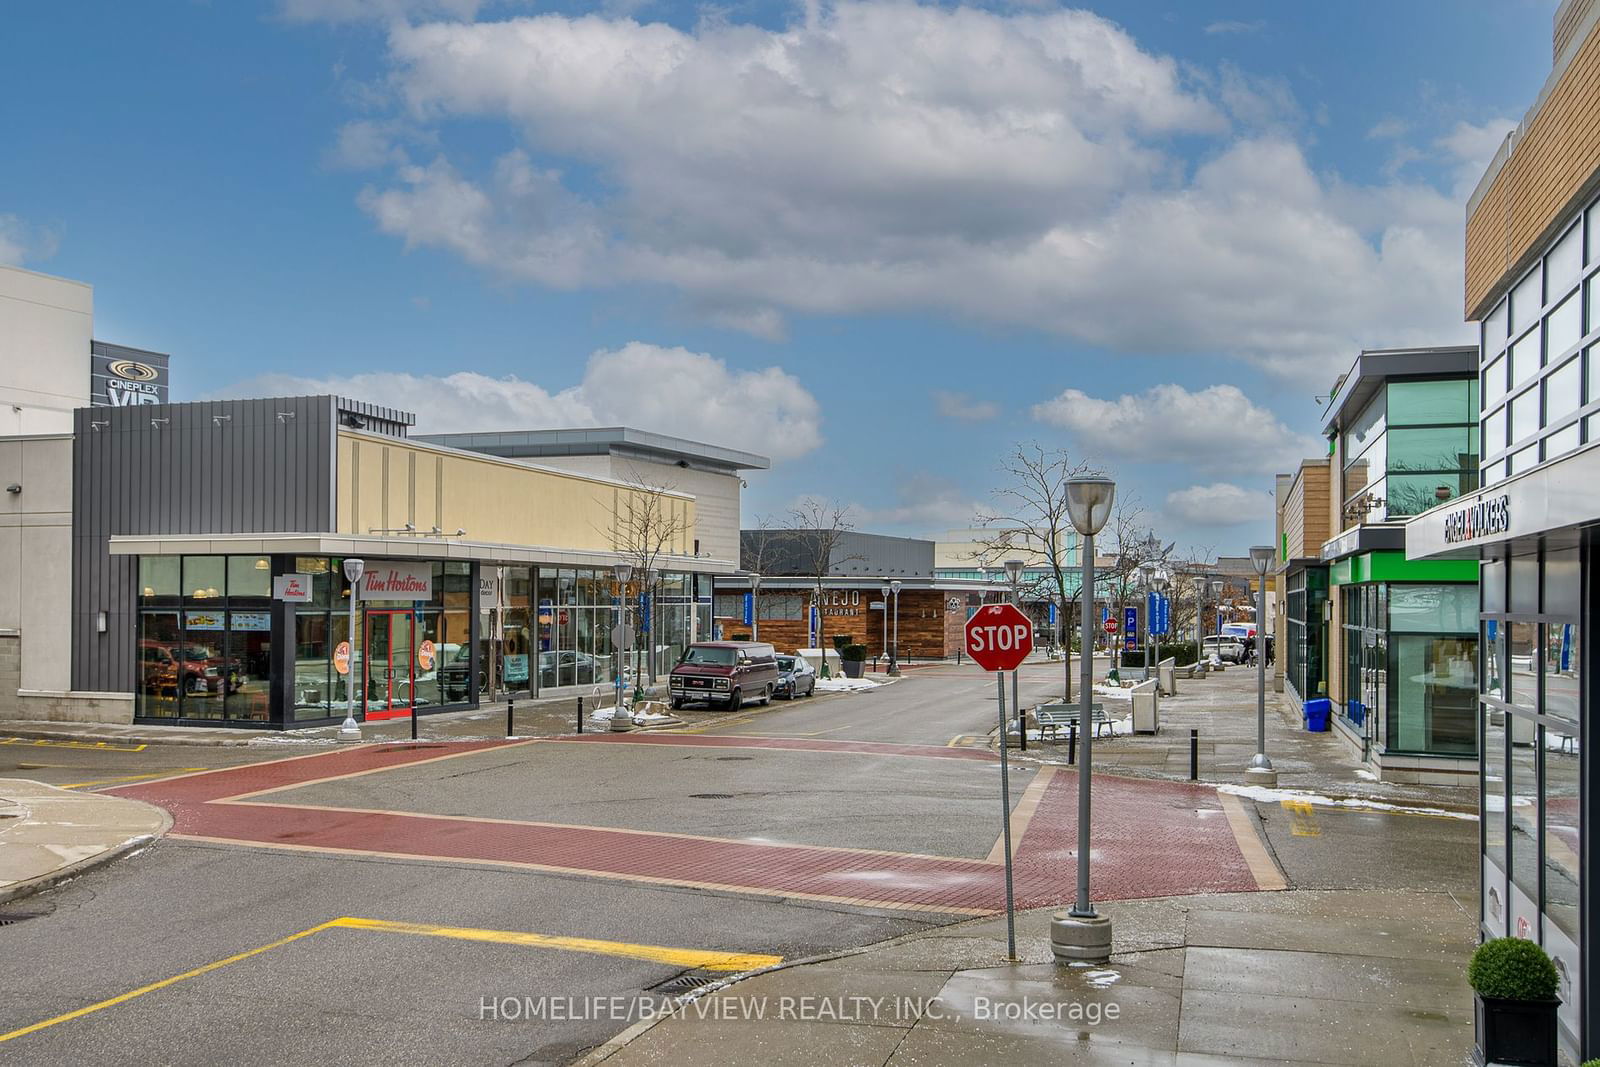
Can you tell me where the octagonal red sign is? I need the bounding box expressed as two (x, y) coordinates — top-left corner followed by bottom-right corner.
(964, 603), (1034, 672)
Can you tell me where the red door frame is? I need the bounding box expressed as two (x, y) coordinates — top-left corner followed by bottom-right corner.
(364, 609), (415, 721)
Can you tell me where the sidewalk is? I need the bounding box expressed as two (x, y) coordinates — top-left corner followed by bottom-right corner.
(0, 778), (170, 904)
(1011, 664), (1477, 810)
(582, 887), (1476, 1066)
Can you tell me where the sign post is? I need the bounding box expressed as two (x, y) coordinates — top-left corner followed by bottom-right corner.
(339, 558), (365, 742)
(964, 603), (1034, 961)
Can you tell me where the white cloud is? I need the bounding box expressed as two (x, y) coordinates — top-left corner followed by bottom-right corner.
(849, 474), (982, 533)
(280, 0), (484, 24)
(1030, 383), (1324, 474)
(1436, 117), (1516, 196)
(217, 341), (822, 461)
(933, 390), (999, 421)
(0, 214), (59, 267)
(1366, 117), (1409, 141)
(323, 5), (1484, 379)
(1165, 482), (1274, 526)
(1204, 19), (1265, 35)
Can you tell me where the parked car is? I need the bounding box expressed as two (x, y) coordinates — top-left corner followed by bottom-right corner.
(774, 654), (816, 699)
(1202, 634), (1247, 664)
(669, 641), (779, 710)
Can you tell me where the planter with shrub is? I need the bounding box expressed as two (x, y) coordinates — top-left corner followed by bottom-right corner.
(840, 644), (868, 679)
(1469, 937), (1560, 1066)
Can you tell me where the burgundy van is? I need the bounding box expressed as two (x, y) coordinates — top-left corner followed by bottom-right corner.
(669, 642), (780, 711)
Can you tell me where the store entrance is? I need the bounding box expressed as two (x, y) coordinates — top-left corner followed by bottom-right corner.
(365, 609), (417, 720)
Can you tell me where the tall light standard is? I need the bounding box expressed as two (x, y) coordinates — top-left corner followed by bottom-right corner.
(1246, 546), (1277, 786)
(339, 557), (365, 741)
(1192, 575), (1206, 670)
(888, 579), (903, 675)
(610, 562), (633, 732)
(1210, 579), (1225, 652)
(1053, 474), (1115, 964)
(879, 580), (890, 670)
(643, 566), (660, 687)
(1005, 559), (1025, 751)
(1137, 560), (1158, 675)
(749, 572), (762, 643)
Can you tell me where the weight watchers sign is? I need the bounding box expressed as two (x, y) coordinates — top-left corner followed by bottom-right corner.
(1443, 494), (1510, 544)
(91, 342), (169, 408)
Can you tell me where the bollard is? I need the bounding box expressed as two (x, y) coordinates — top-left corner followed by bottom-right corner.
(507, 698), (515, 739)
(577, 695), (584, 734)
(1067, 721), (1077, 766)
(1189, 728), (1199, 780)
(411, 700), (419, 741)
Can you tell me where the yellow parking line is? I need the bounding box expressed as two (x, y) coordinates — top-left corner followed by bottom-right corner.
(327, 918), (782, 972)
(59, 770), (207, 790)
(0, 738), (147, 752)
(1218, 791), (1289, 890)
(0, 917), (782, 1045)
(0, 920), (339, 1044)
(1281, 798), (1321, 837)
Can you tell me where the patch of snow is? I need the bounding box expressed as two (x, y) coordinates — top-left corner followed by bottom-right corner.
(1354, 769), (1378, 781)
(815, 677), (883, 693)
(1091, 685), (1132, 700)
(1219, 784), (1477, 821)
(590, 707), (678, 725)
(1081, 969), (1121, 989)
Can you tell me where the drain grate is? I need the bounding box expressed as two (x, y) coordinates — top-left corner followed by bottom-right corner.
(689, 792), (735, 800)
(715, 756), (753, 762)
(649, 971), (721, 995)
(0, 906), (51, 927)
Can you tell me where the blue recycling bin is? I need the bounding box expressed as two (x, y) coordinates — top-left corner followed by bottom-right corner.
(1304, 698), (1331, 732)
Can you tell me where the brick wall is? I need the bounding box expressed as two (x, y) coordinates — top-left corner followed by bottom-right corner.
(1465, 16), (1600, 318)
(0, 632), (134, 722)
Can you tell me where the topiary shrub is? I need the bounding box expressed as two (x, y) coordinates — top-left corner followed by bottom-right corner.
(841, 643), (868, 662)
(1468, 938), (1560, 1001)
(832, 634), (852, 652)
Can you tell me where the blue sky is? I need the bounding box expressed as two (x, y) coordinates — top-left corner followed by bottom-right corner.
(0, 1), (1557, 556)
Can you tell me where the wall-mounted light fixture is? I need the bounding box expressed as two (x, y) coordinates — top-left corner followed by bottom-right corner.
(212, 415), (232, 427)
(96, 611), (108, 634)
(276, 412), (296, 423)
(4, 484), (19, 495)
(150, 418), (169, 429)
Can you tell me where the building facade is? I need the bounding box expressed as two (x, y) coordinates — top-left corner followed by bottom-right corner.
(1405, 2), (1600, 1056)
(1318, 347), (1481, 782)
(1275, 459), (1333, 705)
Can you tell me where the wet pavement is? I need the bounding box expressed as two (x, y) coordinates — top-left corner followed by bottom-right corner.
(587, 888), (1478, 1067)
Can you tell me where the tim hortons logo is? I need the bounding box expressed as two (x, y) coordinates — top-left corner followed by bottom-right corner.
(1443, 495), (1510, 544)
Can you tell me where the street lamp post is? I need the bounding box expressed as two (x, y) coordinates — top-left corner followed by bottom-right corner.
(1005, 559), (1025, 752)
(889, 580), (902, 675)
(339, 558), (365, 741)
(1053, 475), (1116, 964)
(1193, 576), (1206, 671)
(879, 581), (890, 671)
(1210, 579), (1224, 658)
(1137, 561), (1157, 677)
(749, 572), (762, 644)
(1245, 546), (1277, 786)
(610, 562), (633, 732)
(643, 567), (659, 689)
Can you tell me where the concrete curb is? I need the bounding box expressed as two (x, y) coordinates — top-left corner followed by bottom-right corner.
(0, 780), (173, 906)
(0, 724), (254, 747)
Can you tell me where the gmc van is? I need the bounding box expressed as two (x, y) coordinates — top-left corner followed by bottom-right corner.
(669, 641), (779, 710)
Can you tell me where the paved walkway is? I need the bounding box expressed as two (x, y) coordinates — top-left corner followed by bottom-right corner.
(0, 778), (169, 904)
(581, 887), (1477, 1066)
(106, 736), (1274, 915)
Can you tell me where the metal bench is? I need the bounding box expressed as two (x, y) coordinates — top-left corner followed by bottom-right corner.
(1034, 702), (1111, 741)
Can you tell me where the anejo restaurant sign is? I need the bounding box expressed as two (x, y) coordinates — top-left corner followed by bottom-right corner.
(1443, 494), (1510, 544)
(358, 561), (434, 600)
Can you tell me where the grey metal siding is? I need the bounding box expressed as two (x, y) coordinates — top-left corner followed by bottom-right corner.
(72, 396), (338, 692)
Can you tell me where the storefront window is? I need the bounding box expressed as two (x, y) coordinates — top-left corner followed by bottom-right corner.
(1389, 635), (1476, 755)
(1508, 621), (1538, 713)
(139, 557), (180, 602)
(183, 556), (225, 601)
(1484, 701), (1507, 872)
(293, 612), (332, 722)
(137, 611), (181, 717)
(1509, 727), (1541, 905)
(1544, 729), (1581, 940)
(226, 556), (271, 599)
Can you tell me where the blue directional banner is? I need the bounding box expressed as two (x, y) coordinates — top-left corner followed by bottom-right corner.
(1124, 606), (1138, 651)
(742, 592), (754, 626)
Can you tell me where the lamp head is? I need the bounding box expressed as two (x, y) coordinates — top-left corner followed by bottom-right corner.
(614, 562), (633, 584)
(1064, 476), (1115, 536)
(890, 579), (902, 593)
(342, 557), (365, 584)
(749, 571), (761, 592)
(1004, 558), (1024, 582)
(1249, 545), (1274, 576)
(1152, 570), (1169, 592)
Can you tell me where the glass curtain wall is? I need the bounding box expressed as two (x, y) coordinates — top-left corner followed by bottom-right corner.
(1478, 548), (1583, 1045)
(1286, 567), (1328, 703)
(532, 568), (704, 689)
(1340, 581), (1477, 756)
(136, 554), (272, 723)
(1341, 380), (1479, 523)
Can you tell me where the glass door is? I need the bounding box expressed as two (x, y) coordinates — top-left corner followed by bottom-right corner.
(365, 610), (416, 721)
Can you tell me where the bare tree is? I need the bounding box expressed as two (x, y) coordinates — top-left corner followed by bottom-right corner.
(974, 442), (1096, 701)
(602, 475), (691, 683)
(1100, 497), (1178, 673)
(786, 498), (860, 674)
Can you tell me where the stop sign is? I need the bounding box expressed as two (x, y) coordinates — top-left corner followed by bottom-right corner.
(964, 604), (1034, 672)
(1103, 618), (1118, 634)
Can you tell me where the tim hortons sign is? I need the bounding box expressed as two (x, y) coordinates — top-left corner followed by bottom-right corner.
(1443, 494), (1510, 545)
(358, 562), (434, 600)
